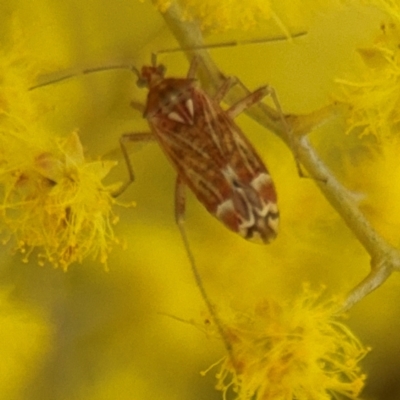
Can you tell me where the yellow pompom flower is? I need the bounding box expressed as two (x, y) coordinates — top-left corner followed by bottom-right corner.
(0, 1), (393, 400)
(0, 130), (121, 269)
(206, 289), (368, 400)
(366, 0), (400, 23)
(337, 21), (400, 139)
(0, 18), (122, 269)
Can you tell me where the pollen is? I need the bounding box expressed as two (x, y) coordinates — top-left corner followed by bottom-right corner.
(204, 287), (369, 400)
(0, 18), (125, 269)
(0, 130), (123, 270)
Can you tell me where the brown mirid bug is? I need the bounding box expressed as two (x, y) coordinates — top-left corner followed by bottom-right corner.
(30, 51), (291, 244)
(122, 56), (280, 243)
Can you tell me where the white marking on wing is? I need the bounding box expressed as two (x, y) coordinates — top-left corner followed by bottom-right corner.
(251, 173), (272, 190)
(216, 199), (234, 218)
(168, 111), (186, 123)
(268, 215), (279, 233)
(186, 98), (194, 117)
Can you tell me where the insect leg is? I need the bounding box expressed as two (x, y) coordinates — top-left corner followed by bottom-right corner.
(174, 174), (186, 223)
(224, 84), (287, 157)
(112, 132), (155, 197)
(226, 85), (274, 118)
(213, 76), (238, 103)
(225, 81), (304, 177)
(130, 101), (145, 114)
(213, 76), (272, 115)
(186, 56), (201, 79)
(174, 175), (236, 360)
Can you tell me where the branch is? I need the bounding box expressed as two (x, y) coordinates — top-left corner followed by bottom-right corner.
(161, 3), (400, 310)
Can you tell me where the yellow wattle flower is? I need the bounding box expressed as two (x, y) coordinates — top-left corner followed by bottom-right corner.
(337, 22), (400, 139)
(0, 130), (121, 269)
(205, 289), (368, 400)
(0, 1), (394, 400)
(0, 20), (123, 269)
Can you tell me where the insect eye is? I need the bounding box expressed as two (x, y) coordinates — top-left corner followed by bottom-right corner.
(136, 77), (148, 88)
(157, 64), (166, 76)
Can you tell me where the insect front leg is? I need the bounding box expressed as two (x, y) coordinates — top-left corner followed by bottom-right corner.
(130, 101), (145, 113)
(112, 132), (156, 197)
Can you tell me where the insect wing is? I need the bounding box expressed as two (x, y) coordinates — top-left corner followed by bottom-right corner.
(146, 78), (279, 243)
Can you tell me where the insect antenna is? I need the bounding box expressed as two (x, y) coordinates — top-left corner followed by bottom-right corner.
(29, 30), (307, 91)
(154, 30), (307, 55)
(29, 63), (141, 91)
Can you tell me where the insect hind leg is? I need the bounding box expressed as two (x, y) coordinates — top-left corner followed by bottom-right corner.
(174, 175), (235, 359)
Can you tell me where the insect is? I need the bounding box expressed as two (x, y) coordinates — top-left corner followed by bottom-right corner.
(31, 54), (282, 244)
(119, 55), (280, 244)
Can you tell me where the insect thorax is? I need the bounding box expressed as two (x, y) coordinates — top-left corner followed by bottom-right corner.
(144, 78), (197, 125)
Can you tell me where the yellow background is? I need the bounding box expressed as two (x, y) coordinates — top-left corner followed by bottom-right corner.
(0, 1), (398, 399)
